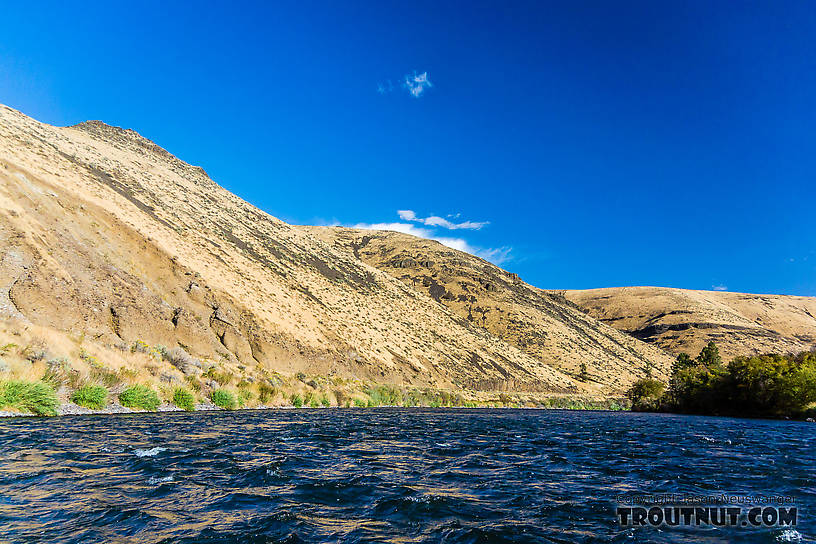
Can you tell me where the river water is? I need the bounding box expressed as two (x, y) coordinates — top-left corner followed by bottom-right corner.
(0, 409), (812, 543)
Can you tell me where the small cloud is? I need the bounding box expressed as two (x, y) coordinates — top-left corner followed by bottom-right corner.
(475, 246), (513, 265)
(397, 209), (487, 230)
(350, 221), (511, 265)
(377, 71), (433, 98)
(712, 284), (728, 291)
(404, 71), (433, 98)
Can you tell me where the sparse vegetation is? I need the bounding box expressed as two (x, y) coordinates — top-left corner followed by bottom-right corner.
(119, 385), (161, 411)
(291, 393), (303, 408)
(258, 383), (276, 403)
(173, 388), (196, 411)
(212, 389), (237, 410)
(0, 380), (58, 416)
(70, 384), (108, 410)
(204, 366), (233, 386)
(237, 389), (253, 407)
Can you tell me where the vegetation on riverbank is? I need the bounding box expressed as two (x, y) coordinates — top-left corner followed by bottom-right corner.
(0, 380), (58, 416)
(0, 335), (629, 416)
(628, 342), (816, 419)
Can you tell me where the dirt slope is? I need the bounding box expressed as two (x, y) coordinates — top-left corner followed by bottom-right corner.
(1, 104), (592, 394)
(565, 286), (816, 359)
(301, 227), (674, 390)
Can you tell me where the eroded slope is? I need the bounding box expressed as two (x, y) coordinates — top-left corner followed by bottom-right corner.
(301, 226), (674, 390)
(565, 286), (816, 359)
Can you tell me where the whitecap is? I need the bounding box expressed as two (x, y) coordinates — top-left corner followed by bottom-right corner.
(147, 475), (173, 485)
(776, 529), (802, 542)
(134, 447), (167, 457)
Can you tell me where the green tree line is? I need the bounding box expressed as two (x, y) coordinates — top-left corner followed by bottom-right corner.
(627, 342), (816, 419)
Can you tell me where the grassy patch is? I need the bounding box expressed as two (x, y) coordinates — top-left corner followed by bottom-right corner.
(204, 367), (233, 386)
(173, 388), (195, 411)
(70, 384), (108, 410)
(237, 389), (253, 407)
(119, 385), (161, 411)
(211, 389), (237, 410)
(291, 394), (303, 408)
(258, 383), (276, 403)
(0, 381), (58, 416)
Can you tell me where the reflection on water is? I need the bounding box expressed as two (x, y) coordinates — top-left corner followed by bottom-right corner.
(0, 409), (812, 543)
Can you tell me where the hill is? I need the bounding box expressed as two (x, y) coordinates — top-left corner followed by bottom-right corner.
(300, 227), (673, 390)
(564, 286), (816, 359)
(0, 103), (681, 409)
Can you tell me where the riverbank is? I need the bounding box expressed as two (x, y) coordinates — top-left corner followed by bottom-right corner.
(0, 394), (630, 417)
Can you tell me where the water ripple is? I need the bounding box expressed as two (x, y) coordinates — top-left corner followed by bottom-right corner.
(0, 409), (812, 543)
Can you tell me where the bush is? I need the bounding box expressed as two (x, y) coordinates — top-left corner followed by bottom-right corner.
(203, 366), (233, 386)
(211, 389), (237, 410)
(71, 384), (108, 410)
(320, 394), (330, 407)
(258, 383), (276, 403)
(626, 379), (665, 411)
(0, 381), (58, 416)
(237, 389), (253, 407)
(291, 394), (303, 408)
(119, 385), (161, 411)
(173, 388), (195, 411)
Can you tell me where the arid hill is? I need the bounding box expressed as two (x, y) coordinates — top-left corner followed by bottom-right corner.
(300, 227), (673, 390)
(564, 287), (816, 359)
(0, 103), (675, 402)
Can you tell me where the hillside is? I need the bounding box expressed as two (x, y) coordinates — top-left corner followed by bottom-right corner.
(300, 227), (673, 390)
(0, 103), (680, 409)
(564, 286), (816, 359)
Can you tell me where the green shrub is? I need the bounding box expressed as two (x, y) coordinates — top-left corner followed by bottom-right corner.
(211, 389), (237, 410)
(626, 379), (665, 411)
(0, 380), (58, 416)
(291, 394), (303, 408)
(119, 385), (161, 411)
(320, 394), (330, 407)
(173, 388), (195, 411)
(353, 397), (367, 408)
(70, 384), (108, 410)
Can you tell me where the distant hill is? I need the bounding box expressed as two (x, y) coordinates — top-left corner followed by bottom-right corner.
(300, 227), (673, 391)
(564, 286), (816, 359)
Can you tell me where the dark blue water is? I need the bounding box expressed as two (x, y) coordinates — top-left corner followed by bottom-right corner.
(0, 409), (812, 543)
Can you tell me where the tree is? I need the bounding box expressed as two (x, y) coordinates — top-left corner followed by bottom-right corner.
(673, 352), (695, 373)
(696, 341), (722, 369)
(627, 378), (666, 411)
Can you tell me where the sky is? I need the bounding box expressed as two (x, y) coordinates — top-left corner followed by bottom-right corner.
(1, 1), (815, 295)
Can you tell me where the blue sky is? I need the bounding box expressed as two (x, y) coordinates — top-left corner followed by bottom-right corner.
(2, 1), (815, 295)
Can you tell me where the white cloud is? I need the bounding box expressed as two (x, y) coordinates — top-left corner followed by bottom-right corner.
(396, 209), (488, 230)
(351, 219), (512, 266)
(404, 71), (433, 98)
(377, 71), (433, 98)
(475, 246), (513, 265)
(712, 284), (728, 291)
